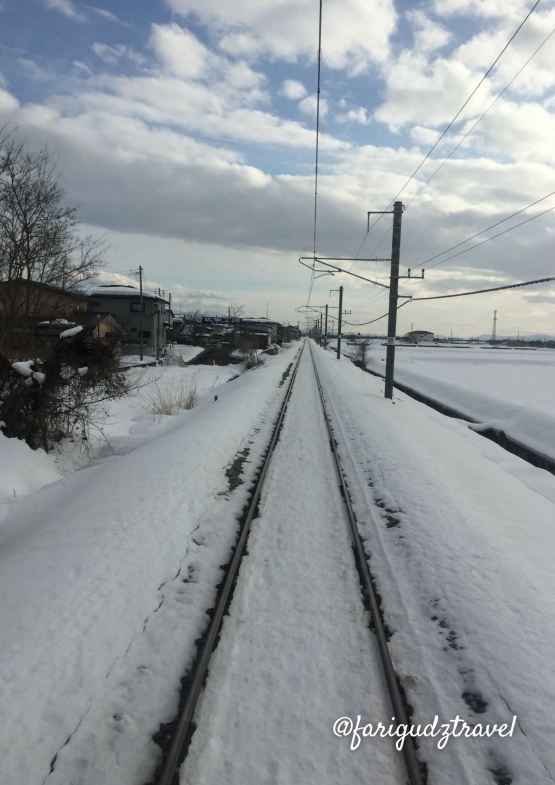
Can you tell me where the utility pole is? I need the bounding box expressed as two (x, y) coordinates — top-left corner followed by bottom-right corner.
(324, 304), (328, 349)
(384, 201), (404, 399)
(139, 265), (144, 361)
(337, 285), (343, 359)
(492, 310), (497, 342)
(168, 292), (172, 345)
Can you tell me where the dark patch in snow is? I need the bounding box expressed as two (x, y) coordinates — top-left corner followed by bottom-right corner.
(463, 690), (488, 714)
(223, 447), (251, 493)
(488, 764), (513, 785)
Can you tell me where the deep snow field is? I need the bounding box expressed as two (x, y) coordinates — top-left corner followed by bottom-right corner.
(343, 341), (555, 463)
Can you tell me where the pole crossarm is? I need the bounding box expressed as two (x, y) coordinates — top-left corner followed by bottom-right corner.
(299, 257), (390, 289)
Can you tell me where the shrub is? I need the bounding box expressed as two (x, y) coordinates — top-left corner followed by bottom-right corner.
(0, 329), (132, 451)
(145, 373), (199, 416)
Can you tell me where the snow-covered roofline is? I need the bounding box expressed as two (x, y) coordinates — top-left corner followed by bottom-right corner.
(87, 285), (168, 302)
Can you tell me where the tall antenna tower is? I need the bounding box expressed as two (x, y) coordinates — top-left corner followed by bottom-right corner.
(492, 310), (497, 342)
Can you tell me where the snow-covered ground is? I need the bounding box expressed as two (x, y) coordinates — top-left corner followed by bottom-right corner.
(341, 341), (555, 463)
(172, 345), (205, 363)
(0, 345), (300, 785)
(314, 343), (555, 784)
(3, 338), (555, 784)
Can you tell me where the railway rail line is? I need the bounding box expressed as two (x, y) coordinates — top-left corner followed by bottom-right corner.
(154, 339), (424, 785)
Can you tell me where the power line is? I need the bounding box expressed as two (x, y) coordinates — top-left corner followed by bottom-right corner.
(420, 190), (555, 268)
(410, 275), (555, 301)
(343, 275), (554, 326)
(368, 0), (541, 234)
(404, 24), (555, 212)
(341, 0), (542, 284)
(424, 203), (555, 270)
(307, 0), (324, 309)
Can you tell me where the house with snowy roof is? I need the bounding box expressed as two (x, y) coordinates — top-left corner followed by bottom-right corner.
(87, 284), (168, 358)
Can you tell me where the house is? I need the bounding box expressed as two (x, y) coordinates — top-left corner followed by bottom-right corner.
(240, 318), (283, 345)
(405, 330), (434, 343)
(34, 313), (121, 354)
(283, 325), (301, 342)
(87, 285), (168, 358)
(0, 279), (88, 356)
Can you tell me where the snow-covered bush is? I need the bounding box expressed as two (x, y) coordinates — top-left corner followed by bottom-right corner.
(0, 330), (132, 451)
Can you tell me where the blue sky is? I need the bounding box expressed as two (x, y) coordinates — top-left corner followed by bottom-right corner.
(2, 0), (555, 335)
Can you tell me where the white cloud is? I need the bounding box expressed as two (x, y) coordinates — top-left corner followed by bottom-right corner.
(281, 79), (307, 100)
(298, 94), (328, 117)
(91, 43), (145, 67)
(90, 7), (129, 25)
(165, 0), (397, 70)
(17, 58), (53, 81)
(407, 9), (451, 52)
(336, 107), (370, 124)
(39, 0), (87, 22)
(150, 23), (214, 79)
(0, 86), (19, 112)
(91, 43), (127, 65)
(433, 0), (530, 18)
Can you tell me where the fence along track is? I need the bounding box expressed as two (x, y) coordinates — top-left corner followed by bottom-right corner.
(309, 341), (425, 785)
(155, 344), (304, 785)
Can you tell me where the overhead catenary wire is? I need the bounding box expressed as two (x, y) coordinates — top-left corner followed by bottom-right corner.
(424, 203), (555, 271)
(352, 2), (552, 279)
(343, 275), (555, 326)
(339, 0), (542, 288)
(307, 0), (324, 309)
(420, 191), (555, 269)
(363, 0), (541, 240)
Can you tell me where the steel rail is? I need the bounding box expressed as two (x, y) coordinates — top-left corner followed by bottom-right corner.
(308, 341), (425, 785)
(156, 344), (305, 785)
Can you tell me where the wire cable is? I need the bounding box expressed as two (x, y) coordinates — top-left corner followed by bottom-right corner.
(307, 0), (324, 309)
(343, 275), (554, 326)
(411, 275), (555, 301)
(424, 203), (555, 270)
(419, 190), (555, 269)
(340, 0), (543, 286)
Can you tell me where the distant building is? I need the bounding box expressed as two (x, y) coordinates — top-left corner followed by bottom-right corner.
(240, 318), (283, 345)
(87, 285), (168, 358)
(405, 330), (434, 343)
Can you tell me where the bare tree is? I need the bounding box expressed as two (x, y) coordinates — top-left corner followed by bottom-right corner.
(0, 132), (105, 355)
(352, 338), (374, 368)
(229, 303), (245, 319)
(182, 308), (206, 344)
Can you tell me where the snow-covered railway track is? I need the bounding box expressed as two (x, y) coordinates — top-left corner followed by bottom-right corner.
(308, 342), (424, 785)
(153, 344), (304, 785)
(154, 340), (422, 785)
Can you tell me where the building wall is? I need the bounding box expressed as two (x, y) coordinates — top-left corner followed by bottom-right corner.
(88, 296), (166, 357)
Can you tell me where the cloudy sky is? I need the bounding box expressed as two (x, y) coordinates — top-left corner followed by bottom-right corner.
(2, 0), (555, 336)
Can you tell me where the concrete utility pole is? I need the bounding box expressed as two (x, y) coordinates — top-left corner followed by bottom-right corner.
(139, 265), (144, 361)
(337, 285), (343, 359)
(324, 303), (328, 349)
(384, 202), (404, 399)
(492, 310), (497, 342)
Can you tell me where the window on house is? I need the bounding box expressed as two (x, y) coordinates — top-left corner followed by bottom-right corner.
(142, 331), (151, 338)
(130, 327), (137, 332)
(130, 302), (145, 313)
